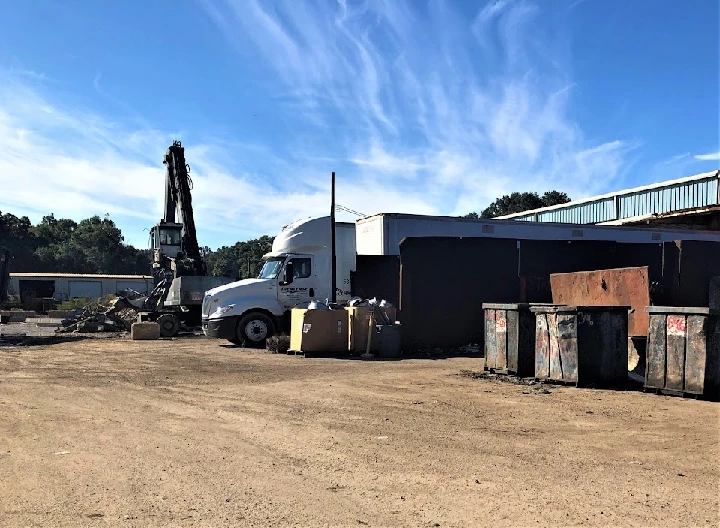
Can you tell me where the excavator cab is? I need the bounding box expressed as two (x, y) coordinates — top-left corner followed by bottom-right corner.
(151, 222), (183, 259)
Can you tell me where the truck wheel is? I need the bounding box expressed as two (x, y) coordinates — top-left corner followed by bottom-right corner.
(157, 313), (181, 337)
(236, 312), (274, 348)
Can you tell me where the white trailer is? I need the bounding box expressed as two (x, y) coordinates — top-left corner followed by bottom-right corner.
(355, 213), (720, 255)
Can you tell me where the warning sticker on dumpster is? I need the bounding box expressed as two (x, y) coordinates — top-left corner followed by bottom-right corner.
(667, 316), (685, 336)
(303, 324), (312, 333)
(496, 313), (507, 333)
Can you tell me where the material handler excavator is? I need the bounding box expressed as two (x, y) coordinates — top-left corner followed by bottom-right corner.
(139, 140), (232, 336)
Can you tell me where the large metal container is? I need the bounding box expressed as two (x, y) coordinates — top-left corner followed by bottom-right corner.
(482, 303), (552, 377)
(289, 308), (348, 353)
(549, 267), (651, 337)
(530, 305), (630, 387)
(164, 275), (234, 306)
(375, 324), (402, 358)
(346, 305), (397, 353)
(645, 307), (720, 399)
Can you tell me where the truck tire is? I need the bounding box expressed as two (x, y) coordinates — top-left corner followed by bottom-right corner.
(157, 313), (181, 337)
(236, 312), (274, 348)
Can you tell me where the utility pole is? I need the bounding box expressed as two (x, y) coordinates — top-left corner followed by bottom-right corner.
(331, 172), (337, 303)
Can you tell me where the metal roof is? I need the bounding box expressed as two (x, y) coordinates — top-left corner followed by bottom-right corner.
(10, 273), (153, 280)
(496, 170), (720, 224)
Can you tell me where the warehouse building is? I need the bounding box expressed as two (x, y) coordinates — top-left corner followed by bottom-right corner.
(7, 273), (154, 305)
(496, 170), (720, 230)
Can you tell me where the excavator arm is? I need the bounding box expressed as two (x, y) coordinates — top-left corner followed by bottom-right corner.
(152, 140), (207, 279)
(163, 141), (204, 266)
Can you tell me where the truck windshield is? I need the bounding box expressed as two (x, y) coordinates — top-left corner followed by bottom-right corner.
(258, 258), (284, 279)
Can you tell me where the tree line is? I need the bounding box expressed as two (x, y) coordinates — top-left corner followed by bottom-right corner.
(464, 190), (571, 219)
(0, 190), (568, 276)
(0, 210), (273, 279)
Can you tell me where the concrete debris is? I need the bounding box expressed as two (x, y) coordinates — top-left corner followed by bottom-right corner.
(56, 297), (138, 334)
(131, 322), (160, 340)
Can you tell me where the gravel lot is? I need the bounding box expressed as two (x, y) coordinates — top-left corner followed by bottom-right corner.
(1, 336), (718, 527)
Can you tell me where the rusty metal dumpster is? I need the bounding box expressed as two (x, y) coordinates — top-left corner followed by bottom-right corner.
(645, 307), (720, 399)
(483, 303), (557, 377)
(530, 305), (630, 387)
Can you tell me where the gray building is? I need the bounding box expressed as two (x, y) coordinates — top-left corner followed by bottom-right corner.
(8, 273), (154, 304)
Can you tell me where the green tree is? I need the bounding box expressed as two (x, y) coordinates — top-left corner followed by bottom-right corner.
(210, 235), (274, 279)
(31, 214), (77, 245)
(540, 191), (571, 207)
(0, 211), (36, 271)
(464, 190), (572, 219)
(0, 209), (274, 278)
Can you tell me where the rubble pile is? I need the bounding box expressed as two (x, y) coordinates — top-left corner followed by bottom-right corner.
(57, 297), (139, 334)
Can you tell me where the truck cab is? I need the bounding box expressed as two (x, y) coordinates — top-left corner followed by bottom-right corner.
(201, 216), (356, 346)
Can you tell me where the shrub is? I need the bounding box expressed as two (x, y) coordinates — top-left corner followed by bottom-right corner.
(266, 334), (290, 354)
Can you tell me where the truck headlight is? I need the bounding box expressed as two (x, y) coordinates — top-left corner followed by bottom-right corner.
(213, 304), (235, 316)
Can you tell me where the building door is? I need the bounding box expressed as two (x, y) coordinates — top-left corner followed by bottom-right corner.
(68, 281), (103, 299)
(18, 280), (56, 310)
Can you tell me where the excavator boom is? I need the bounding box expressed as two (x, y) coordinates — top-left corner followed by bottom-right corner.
(163, 141), (203, 263)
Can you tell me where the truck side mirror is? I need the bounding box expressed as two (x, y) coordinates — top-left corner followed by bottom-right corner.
(281, 261), (294, 286)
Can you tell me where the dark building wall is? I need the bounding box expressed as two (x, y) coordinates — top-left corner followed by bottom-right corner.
(398, 236), (720, 350)
(351, 255), (400, 306)
(518, 240), (622, 303)
(673, 240), (720, 307)
(399, 237), (520, 349)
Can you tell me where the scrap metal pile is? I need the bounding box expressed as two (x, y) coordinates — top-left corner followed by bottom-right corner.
(57, 295), (142, 334)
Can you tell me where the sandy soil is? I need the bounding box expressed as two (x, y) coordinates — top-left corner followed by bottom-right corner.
(0, 336), (718, 527)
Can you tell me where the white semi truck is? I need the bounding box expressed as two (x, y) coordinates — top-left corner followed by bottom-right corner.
(202, 212), (720, 346)
(201, 216), (356, 346)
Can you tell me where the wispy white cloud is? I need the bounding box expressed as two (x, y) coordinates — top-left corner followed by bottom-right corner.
(0, 72), (436, 248)
(3, 1), (704, 250)
(694, 151), (720, 161)
(643, 151), (717, 185)
(199, 0), (640, 212)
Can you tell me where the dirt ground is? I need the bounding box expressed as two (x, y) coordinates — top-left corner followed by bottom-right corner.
(0, 336), (718, 527)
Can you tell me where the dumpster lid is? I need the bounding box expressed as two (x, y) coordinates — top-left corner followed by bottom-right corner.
(530, 305), (631, 313)
(482, 303), (563, 310)
(645, 306), (720, 315)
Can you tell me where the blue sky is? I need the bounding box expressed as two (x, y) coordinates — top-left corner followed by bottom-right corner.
(0, 0), (718, 249)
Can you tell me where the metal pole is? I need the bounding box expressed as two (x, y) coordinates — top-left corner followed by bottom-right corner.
(331, 172), (337, 303)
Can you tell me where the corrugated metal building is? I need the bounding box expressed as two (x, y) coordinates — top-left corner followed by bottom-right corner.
(7, 273), (154, 303)
(496, 170), (720, 226)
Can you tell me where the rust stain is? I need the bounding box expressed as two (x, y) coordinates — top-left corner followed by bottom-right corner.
(550, 267), (650, 337)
